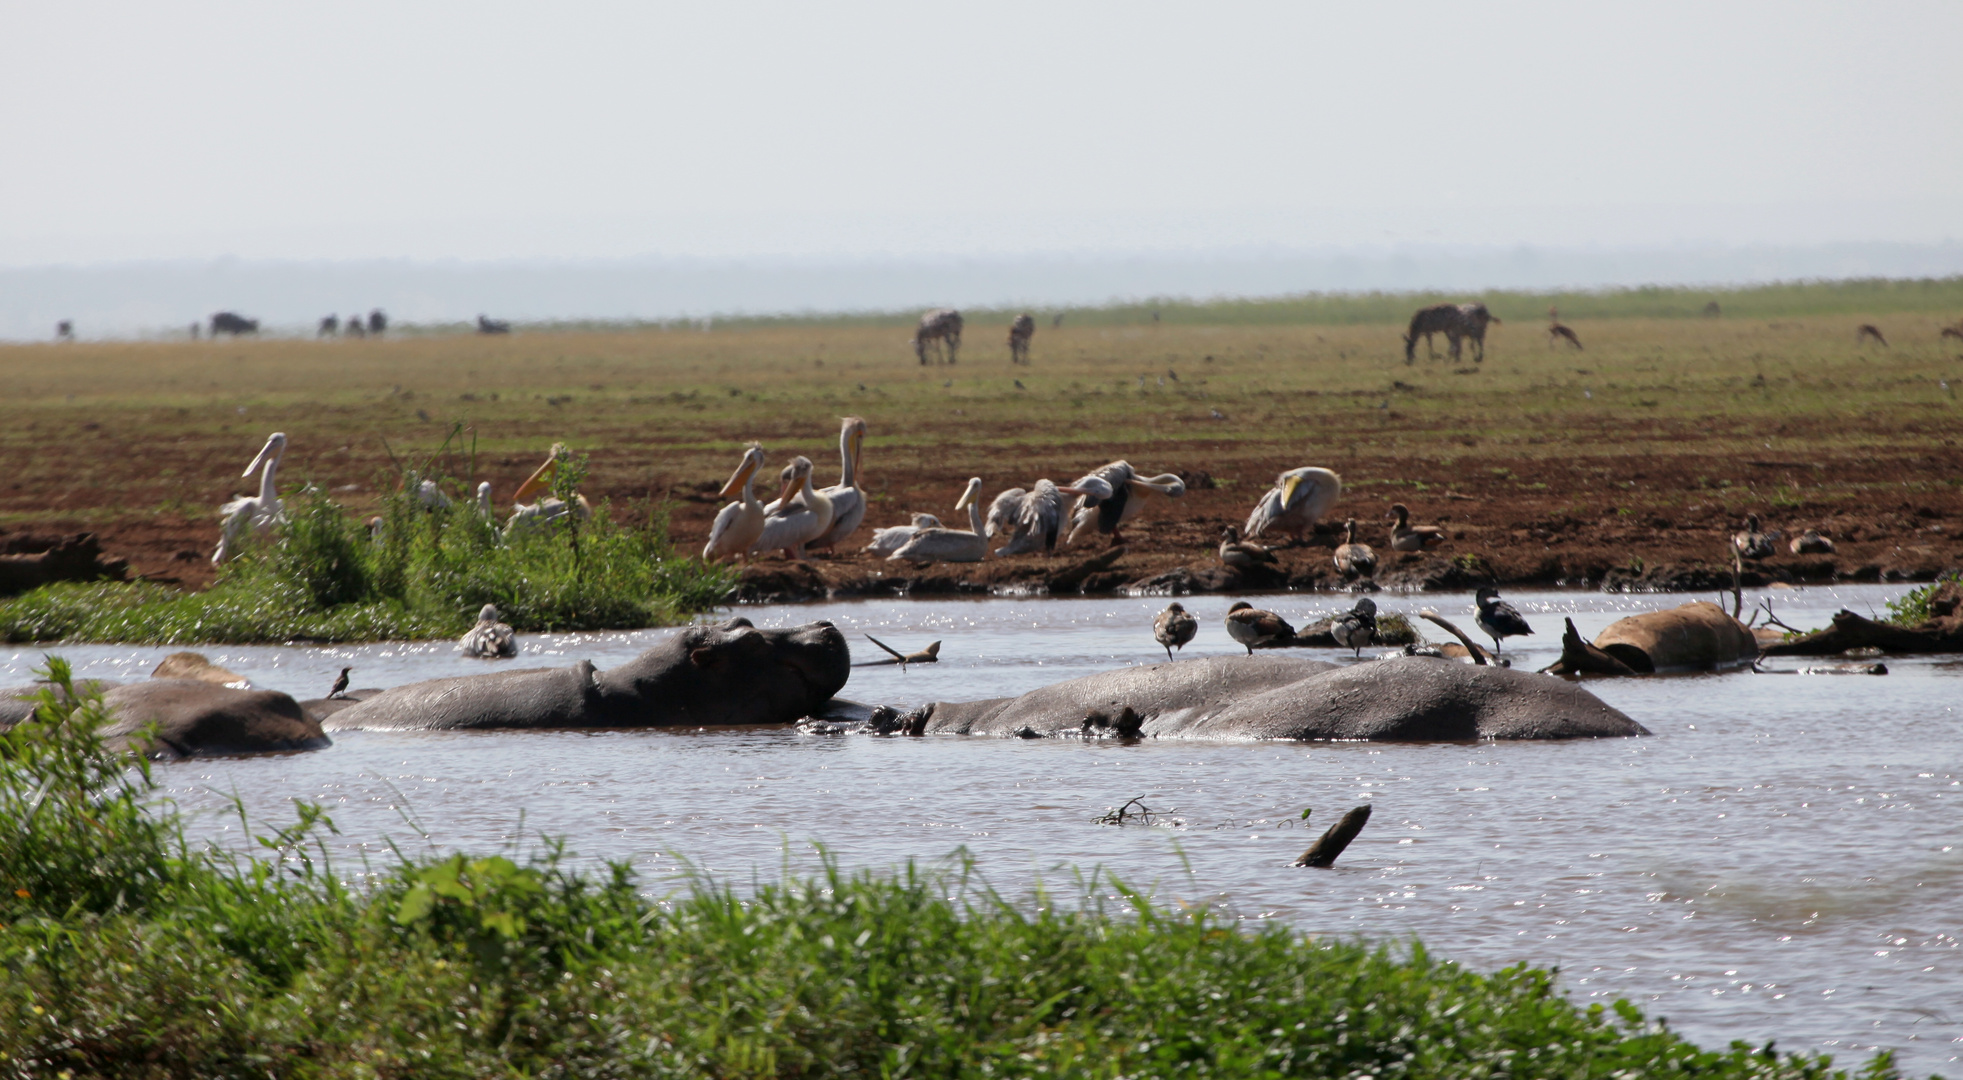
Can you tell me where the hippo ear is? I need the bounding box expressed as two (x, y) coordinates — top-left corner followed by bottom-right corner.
(720, 617), (755, 631)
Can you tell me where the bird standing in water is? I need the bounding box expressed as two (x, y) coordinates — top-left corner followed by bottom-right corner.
(1473, 586), (1534, 654)
(1225, 602), (1295, 655)
(328, 667), (352, 699)
(1330, 598), (1378, 658)
(1153, 602), (1198, 661)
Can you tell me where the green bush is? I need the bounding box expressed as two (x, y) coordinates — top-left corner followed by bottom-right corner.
(0, 658), (1908, 1079)
(0, 465), (734, 644)
(1884, 572), (1962, 627)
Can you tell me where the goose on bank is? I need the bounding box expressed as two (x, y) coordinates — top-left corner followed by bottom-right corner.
(1244, 466), (1342, 542)
(1218, 525), (1277, 569)
(702, 444), (768, 564)
(1733, 513), (1776, 560)
(1332, 518), (1377, 577)
(754, 456), (833, 560)
(213, 432), (287, 563)
(1789, 528), (1836, 555)
(1387, 503), (1446, 552)
(889, 478), (987, 564)
(1063, 461), (1183, 546)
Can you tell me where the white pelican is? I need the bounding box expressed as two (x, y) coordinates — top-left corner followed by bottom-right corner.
(988, 479), (1093, 555)
(811, 417), (867, 550)
(1244, 466), (1342, 542)
(474, 481), (494, 521)
(1386, 503), (1445, 552)
(1063, 461), (1182, 546)
(414, 477), (451, 511)
(212, 432), (287, 563)
(753, 456), (833, 560)
(505, 445), (592, 537)
(702, 444), (768, 564)
(458, 603), (518, 658)
(863, 513), (942, 556)
(889, 478), (987, 564)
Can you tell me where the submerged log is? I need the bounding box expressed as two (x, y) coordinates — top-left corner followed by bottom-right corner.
(1295, 804), (1372, 868)
(1544, 617), (1638, 676)
(1760, 606), (1963, 656)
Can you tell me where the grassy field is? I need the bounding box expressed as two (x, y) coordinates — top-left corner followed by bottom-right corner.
(2, 278), (1960, 605)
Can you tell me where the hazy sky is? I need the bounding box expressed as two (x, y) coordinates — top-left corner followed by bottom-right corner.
(3, 1), (1961, 264)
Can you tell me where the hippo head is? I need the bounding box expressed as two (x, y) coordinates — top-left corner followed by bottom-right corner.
(603, 617), (851, 725)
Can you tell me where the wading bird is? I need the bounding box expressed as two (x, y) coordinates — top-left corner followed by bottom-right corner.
(889, 478), (988, 564)
(1387, 503), (1445, 552)
(458, 604), (518, 658)
(1063, 461), (1181, 546)
(863, 513), (943, 556)
(702, 445), (768, 564)
(1733, 514), (1776, 560)
(810, 417), (868, 550)
(755, 456), (834, 560)
(1225, 601), (1294, 655)
(1153, 602), (1198, 661)
(1333, 518), (1378, 578)
(1330, 597), (1378, 658)
(1244, 466), (1342, 542)
(1474, 587), (1533, 654)
(1218, 525), (1276, 569)
(213, 432), (287, 563)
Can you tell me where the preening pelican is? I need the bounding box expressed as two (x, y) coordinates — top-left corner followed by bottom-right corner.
(811, 417), (867, 550)
(703, 444), (768, 563)
(1245, 466), (1342, 542)
(213, 432), (287, 563)
(458, 603), (518, 658)
(504, 446), (592, 537)
(1063, 461), (1183, 546)
(863, 513), (942, 556)
(754, 456), (833, 559)
(988, 479), (1090, 555)
(889, 478), (987, 564)
(1332, 518), (1377, 577)
(1387, 503), (1445, 552)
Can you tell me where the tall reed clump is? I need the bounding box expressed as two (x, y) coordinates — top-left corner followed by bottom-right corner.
(0, 660), (1907, 1079)
(0, 451), (733, 644)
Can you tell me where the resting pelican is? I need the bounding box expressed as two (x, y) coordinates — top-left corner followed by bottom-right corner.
(1387, 503), (1445, 552)
(810, 417), (867, 550)
(414, 478), (451, 511)
(703, 444), (768, 564)
(1153, 602), (1198, 661)
(754, 456), (833, 560)
(1245, 466), (1342, 542)
(474, 481), (494, 521)
(1063, 461), (1182, 546)
(458, 604), (518, 658)
(213, 432), (287, 563)
(863, 513), (943, 556)
(889, 478), (987, 564)
(1332, 518), (1377, 577)
(504, 446), (592, 537)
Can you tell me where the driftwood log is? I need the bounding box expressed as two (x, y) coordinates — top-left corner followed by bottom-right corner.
(1295, 804), (1372, 868)
(1760, 604), (1963, 656)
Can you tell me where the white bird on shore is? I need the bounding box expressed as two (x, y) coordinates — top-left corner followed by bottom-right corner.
(1245, 466), (1342, 542)
(889, 478), (988, 563)
(863, 513), (943, 556)
(987, 478), (1093, 555)
(458, 604), (518, 658)
(1063, 461), (1182, 546)
(754, 456), (833, 559)
(505, 445), (591, 537)
(807, 417), (867, 550)
(474, 481), (494, 521)
(703, 444), (768, 563)
(213, 432), (287, 563)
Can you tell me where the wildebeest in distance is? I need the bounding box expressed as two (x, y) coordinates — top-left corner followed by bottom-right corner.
(478, 315), (512, 335)
(345, 315), (366, 338)
(913, 308), (963, 364)
(318, 314), (340, 337)
(368, 309), (388, 335)
(210, 312), (259, 336)
(55, 320), (74, 341)
(1008, 313), (1036, 364)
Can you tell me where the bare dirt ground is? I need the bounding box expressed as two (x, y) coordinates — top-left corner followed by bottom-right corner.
(3, 315), (1959, 600)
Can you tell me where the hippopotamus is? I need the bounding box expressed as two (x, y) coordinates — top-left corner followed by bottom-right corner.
(325, 618), (850, 731)
(909, 654), (1645, 741)
(0, 677), (329, 759)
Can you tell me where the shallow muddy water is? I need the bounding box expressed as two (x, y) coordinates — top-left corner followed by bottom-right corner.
(6, 584), (1960, 1075)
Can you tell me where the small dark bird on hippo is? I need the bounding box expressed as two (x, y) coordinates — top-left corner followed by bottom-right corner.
(328, 667), (352, 699)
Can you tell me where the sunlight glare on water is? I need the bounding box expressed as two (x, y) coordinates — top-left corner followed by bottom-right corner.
(5, 583), (1959, 1074)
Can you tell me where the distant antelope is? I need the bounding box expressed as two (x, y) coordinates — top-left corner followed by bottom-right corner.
(1942, 323), (1963, 344)
(1547, 307), (1582, 349)
(913, 308), (963, 364)
(1856, 324), (1888, 347)
(55, 320), (74, 341)
(367, 309), (388, 335)
(344, 315), (366, 339)
(318, 314), (340, 337)
(1008, 313), (1035, 364)
(1701, 301), (1722, 318)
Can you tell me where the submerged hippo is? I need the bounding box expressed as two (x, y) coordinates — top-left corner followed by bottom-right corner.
(326, 618), (850, 731)
(910, 654), (1645, 741)
(0, 677), (329, 759)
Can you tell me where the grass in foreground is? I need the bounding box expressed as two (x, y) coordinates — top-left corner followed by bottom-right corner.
(0, 663), (1906, 1079)
(0, 462), (731, 644)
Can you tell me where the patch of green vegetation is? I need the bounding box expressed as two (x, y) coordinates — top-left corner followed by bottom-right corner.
(0, 665), (1902, 1078)
(1884, 572), (1961, 627)
(0, 470), (732, 645)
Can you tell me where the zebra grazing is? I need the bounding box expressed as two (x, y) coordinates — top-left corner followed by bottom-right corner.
(1008, 313), (1036, 364)
(1856, 324), (1888, 347)
(913, 308), (964, 364)
(1403, 302), (1501, 363)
